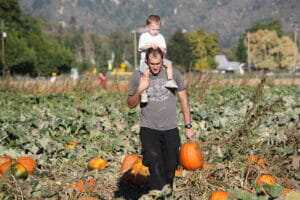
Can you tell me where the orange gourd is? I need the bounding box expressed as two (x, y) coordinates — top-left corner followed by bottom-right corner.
(180, 142), (204, 170)
(11, 163), (28, 179)
(15, 157), (37, 173)
(246, 155), (265, 168)
(256, 174), (276, 186)
(88, 158), (107, 170)
(209, 191), (232, 200)
(80, 198), (99, 200)
(64, 141), (78, 149)
(69, 178), (97, 193)
(0, 161), (12, 174)
(0, 156), (12, 166)
(281, 188), (292, 196)
(120, 154), (142, 173)
(131, 161), (149, 176)
(121, 159), (149, 185)
(175, 166), (183, 177)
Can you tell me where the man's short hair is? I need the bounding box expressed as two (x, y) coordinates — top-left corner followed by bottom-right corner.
(145, 48), (164, 61)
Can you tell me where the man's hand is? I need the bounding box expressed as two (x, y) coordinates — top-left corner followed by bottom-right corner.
(138, 69), (150, 92)
(185, 128), (195, 140)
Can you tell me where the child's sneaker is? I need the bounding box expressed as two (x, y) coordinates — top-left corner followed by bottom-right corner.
(165, 80), (178, 89)
(141, 91), (148, 103)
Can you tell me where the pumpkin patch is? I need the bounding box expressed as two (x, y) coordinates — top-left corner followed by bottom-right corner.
(0, 82), (298, 199)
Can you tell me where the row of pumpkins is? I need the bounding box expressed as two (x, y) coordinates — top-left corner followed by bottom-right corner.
(0, 142), (294, 200)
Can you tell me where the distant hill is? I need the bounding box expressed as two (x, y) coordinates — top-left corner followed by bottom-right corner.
(17, 0), (300, 47)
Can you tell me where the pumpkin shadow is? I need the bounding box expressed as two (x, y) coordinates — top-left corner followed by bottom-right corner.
(114, 172), (150, 200)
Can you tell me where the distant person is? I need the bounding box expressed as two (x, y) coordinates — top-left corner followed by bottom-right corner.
(138, 15), (178, 103)
(128, 48), (194, 192)
(98, 72), (107, 89)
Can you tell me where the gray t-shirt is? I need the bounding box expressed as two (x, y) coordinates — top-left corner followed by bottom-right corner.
(128, 68), (185, 131)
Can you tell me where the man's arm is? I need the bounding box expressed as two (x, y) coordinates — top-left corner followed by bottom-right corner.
(127, 71), (150, 109)
(127, 88), (143, 109)
(177, 89), (194, 140)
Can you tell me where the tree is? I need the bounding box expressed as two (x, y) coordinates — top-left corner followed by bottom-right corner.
(167, 30), (191, 71)
(246, 29), (299, 71)
(236, 20), (283, 62)
(186, 29), (219, 71)
(5, 30), (36, 75)
(108, 30), (133, 69)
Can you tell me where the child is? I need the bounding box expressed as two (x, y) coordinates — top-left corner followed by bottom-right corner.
(138, 15), (178, 103)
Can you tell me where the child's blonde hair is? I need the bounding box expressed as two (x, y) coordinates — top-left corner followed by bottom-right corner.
(146, 15), (161, 26)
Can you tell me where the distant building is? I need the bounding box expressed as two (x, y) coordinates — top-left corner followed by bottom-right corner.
(215, 55), (244, 74)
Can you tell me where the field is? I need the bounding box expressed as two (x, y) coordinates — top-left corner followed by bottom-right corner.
(0, 73), (299, 200)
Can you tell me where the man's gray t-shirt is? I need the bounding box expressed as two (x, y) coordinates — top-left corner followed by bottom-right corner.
(128, 68), (185, 131)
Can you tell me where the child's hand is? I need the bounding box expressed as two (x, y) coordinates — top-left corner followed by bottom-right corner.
(151, 43), (158, 49)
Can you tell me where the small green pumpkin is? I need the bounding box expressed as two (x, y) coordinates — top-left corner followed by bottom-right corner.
(11, 163), (28, 179)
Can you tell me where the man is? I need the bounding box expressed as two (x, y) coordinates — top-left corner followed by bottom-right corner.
(127, 48), (194, 190)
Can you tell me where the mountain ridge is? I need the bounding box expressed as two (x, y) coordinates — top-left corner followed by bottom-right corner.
(17, 0), (300, 47)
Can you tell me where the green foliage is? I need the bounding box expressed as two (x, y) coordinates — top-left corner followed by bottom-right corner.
(0, 0), (22, 26)
(0, 82), (299, 199)
(109, 30), (134, 68)
(5, 30), (36, 75)
(247, 29), (299, 70)
(236, 20), (284, 62)
(167, 30), (192, 71)
(186, 29), (220, 71)
(0, 0), (73, 76)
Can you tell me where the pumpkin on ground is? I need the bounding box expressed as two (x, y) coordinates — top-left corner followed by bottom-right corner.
(69, 178), (97, 193)
(281, 188), (292, 196)
(120, 154), (142, 173)
(175, 166), (184, 177)
(79, 197), (99, 200)
(15, 157), (37, 174)
(0, 161), (12, 175)
(121, 159), (149, 185)
(11, 163), (28, 179)
(88, 158), (107, 170)
(0, 155), (12, 166)
(180, 142), (204, 170)
(64, 141), (78, 149)
(256, 174), (276, 186)
(246, 155), (265, 168)
(209, 191), (232, 200)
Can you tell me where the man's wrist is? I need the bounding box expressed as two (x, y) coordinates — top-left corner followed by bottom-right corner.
(185, 123), (192, 129)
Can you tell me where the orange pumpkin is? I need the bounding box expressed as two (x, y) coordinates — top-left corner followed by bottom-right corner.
(11, 163), (28, 179)
(0, 161), (12, 174)
(88, 158), (107, 170)
(209, 191), (232, 200)
(64, 141), (78, 149)
(203, 163), (214, 169)
(131, 161), (149, 176)
(80, 198), (99, 200)
(175, 166), (184, 177)
(281, 188), (292, 196)
(256, 174), (276, 186)
(15, 157), (37, 174)
(120, 154), (142, 173)
(69, 178), (97, 193)
(121, 160), (149, 185)
(0, 156), (12, 166)
(180, 142), (204, 170)
(246, 155), (265, 167)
